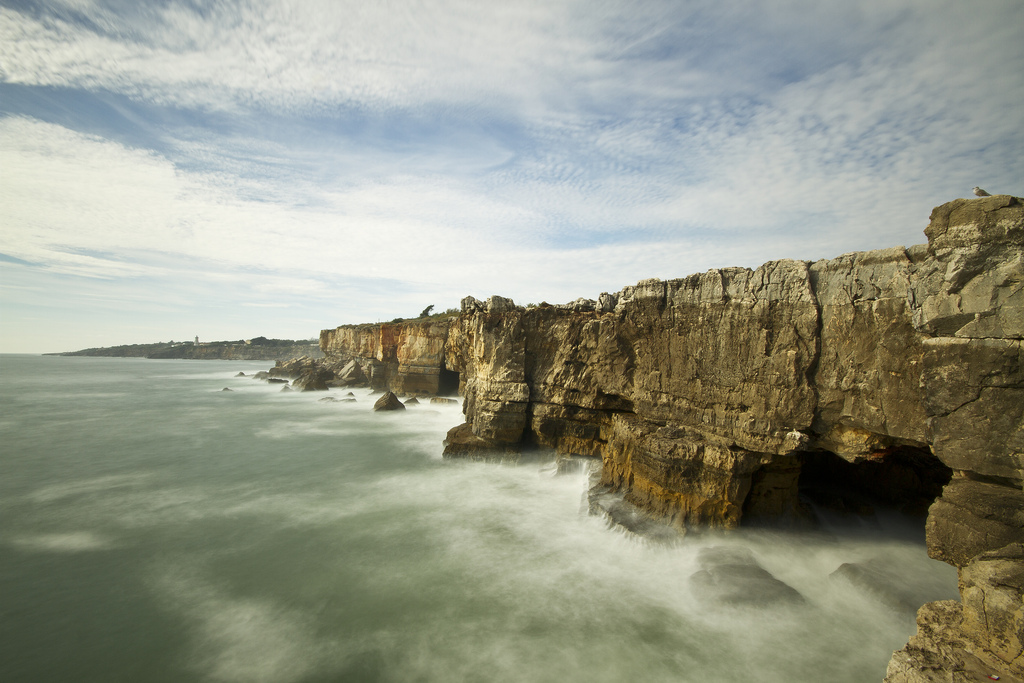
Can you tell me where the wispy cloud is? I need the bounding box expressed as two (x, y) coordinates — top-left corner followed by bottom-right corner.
(1, 0), (1022, 351)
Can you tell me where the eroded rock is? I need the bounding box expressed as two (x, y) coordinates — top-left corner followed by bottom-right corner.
(830, 559), (923, 613)
(690, 546), (804, 607)
(373, 391), (406, 412)
(885, 544), (1024, 682)
(310, 196), (1024, 676)
(927, 479), (1024, 568)
(320, 320), (449, 395)
(960, 543), (1024, 675)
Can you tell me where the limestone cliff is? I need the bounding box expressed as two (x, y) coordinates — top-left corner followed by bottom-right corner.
(319, 320), (458, 395)
(442, 197), (1021, 536)
(319, 196), (1023, 679)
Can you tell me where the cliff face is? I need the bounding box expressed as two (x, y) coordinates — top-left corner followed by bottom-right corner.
(320, 196), (1023, 679)
(444, 197), (1022, 536)
(319, 320), (455, 395)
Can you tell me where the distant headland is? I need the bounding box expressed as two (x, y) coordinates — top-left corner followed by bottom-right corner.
(46, 336), (322, 361)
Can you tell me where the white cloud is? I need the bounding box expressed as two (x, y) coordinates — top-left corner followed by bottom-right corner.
(1, 0), (1022, 351)
(0, 1), (583, 115)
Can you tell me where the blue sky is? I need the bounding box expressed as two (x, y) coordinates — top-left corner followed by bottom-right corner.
(1, 0), (1022, 353)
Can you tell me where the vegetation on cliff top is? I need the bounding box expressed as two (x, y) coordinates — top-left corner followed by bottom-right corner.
(47, 337), (319, 358)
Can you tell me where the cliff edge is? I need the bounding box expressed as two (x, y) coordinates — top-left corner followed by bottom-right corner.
(319, 196), (1023, 679)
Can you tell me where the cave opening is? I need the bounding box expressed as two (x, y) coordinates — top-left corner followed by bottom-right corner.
(741, 445), (953, 528)
(437, 366), (460, 396)
(797, 446), (953, 519)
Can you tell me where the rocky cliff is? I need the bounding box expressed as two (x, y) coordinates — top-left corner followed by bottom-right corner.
(319, 320), (458, 395)
(319, 196), (1023, 680)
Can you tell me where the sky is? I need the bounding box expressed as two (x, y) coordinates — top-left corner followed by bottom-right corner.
(1, 0), (1022, 353)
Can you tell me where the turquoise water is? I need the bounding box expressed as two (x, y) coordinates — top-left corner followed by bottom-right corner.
(0, 355), (957, 682)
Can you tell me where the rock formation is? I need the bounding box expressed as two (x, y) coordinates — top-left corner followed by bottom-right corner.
(373, 391), (406, 412)
(320, 320), (456, 396)
(691, 546), (805, 607)
(316, 196), (1023, 679)
(885, 543), (1024, 682)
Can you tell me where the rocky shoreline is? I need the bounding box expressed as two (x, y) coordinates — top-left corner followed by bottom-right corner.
(277, 195), (1022, 680)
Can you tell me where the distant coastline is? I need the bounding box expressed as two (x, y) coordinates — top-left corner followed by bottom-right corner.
(45, 336), (323, 361)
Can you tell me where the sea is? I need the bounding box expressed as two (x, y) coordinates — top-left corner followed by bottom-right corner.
(0, 355), (959, 683)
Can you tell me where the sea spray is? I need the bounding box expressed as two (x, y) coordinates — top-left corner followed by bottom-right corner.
(0, 356), (958, 683)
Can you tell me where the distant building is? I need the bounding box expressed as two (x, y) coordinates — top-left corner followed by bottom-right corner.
(195, 335), (199, 344)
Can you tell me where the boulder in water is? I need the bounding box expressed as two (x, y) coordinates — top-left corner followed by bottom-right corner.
(294, 367), (334, 391)
(404, 397), (421, 405)
(373, 391), (406, 411)
(326, 359), (367, 387)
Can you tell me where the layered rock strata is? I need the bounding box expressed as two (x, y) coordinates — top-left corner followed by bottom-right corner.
(442, 197), (1021, 540)
(319, 320), (455, 395)
(317, 196), (1023, 679)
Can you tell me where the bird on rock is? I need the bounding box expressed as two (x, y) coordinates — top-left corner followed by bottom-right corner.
(973, 187), (992, 197)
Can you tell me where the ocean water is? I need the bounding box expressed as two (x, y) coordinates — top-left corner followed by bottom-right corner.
(0, 355), (958, 683)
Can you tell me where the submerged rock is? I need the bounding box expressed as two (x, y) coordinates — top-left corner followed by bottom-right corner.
(588, 483), (679, 544)
(221, 387), (233, 392)
(830, 559), (922, 613)
(267, 378), (288, 384)
(404, 397), (420, 405)
(430, 397), (457, 405)
(373, 391), (405, 411)
(690, 546), (804, 607)
(235, 372), (246, 377)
